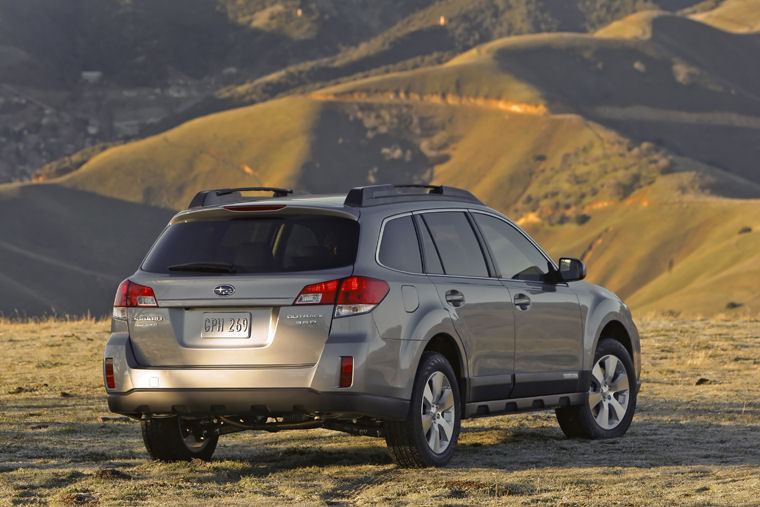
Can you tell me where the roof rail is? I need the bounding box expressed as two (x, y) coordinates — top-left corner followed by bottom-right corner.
(189, 187), (295, 208)
(344, 184), (482, 207)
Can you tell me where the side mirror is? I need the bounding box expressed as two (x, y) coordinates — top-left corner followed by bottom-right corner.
(558, 257), (586, 282)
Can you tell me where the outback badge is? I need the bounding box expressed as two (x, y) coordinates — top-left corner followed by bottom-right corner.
(214, 284), (235, 296)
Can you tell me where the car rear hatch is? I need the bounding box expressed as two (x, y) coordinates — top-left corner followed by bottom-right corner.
(123, 206), (359, 367)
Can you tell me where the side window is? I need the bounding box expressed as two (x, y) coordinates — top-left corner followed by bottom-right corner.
(473, 213), (550, 281)
(378, 215), (423, 273)
(422, 212), (488, 277)
(414, 215), (444, 275)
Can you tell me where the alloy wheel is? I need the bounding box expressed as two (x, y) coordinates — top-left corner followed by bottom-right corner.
(588, 354), (630, 430)
(420, 371), (456, 453)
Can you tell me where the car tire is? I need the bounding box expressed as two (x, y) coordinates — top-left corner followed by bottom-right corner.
(141, 416), (218, 461)
(556, 338), (637, 439)
(384, 351), (461, 468)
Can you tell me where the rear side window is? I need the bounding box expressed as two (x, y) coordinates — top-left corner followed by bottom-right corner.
(142, 215), (359, 274)
(421, 212), (488, 277)
(378, 216), (423, 273)
(473, 213), (550, 281)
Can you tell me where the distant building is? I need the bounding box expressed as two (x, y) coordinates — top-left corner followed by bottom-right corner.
(81, 71), (103, 84)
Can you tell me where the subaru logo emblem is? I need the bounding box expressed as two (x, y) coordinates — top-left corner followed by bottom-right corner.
(214, 285), (235, 296)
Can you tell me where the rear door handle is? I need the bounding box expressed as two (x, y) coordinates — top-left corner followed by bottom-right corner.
(514, 293), (531, 310)
(445, 290), (465, 307)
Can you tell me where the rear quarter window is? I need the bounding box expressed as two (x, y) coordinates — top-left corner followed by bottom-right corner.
(378, 215), (422, 273)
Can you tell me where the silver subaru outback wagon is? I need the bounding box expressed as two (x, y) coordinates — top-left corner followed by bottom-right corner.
(104, 184), (640, 467)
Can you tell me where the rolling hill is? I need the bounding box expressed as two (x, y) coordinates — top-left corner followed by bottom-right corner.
(0, 0), (718, 185)
(0, 184), (173, 317)
(2, 1), (759, 317)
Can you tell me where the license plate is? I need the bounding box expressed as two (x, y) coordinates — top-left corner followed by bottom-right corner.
(201, 312), (251, 338)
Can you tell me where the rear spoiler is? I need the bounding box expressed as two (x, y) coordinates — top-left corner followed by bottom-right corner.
(188, 187), (296, 208)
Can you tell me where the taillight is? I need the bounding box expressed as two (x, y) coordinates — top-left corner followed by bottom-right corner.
(293, 276), (389, 317)
(335, 276), (389, 317)
(113, 279), (158, 319)
(339, 356), (353, 388)
(294, 279), (340, 305)
(104, 357), (115, 389)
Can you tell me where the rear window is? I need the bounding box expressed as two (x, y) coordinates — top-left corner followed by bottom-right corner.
(142, 216), (359, 274)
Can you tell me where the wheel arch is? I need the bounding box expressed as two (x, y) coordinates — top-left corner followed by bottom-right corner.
(585, 309), (641, 382)
(423, 333), (467, 404)
(598, 320), (633, 363)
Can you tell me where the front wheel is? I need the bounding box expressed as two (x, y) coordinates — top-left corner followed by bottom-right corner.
(141, 416), (218, 461)
(384, 352), (461, 468)
(556, 338), (637, 439)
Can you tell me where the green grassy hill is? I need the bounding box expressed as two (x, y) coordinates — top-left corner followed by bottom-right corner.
(4, 1), (760, 317)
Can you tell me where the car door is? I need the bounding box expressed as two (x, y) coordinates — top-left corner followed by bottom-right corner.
(416, 211), (515, 402)
(471, 212), (584, 398)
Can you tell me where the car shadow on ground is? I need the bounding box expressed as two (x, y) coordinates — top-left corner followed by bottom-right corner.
(195, 416), (760, 479)
(3, 400), (757, 481)
(454, 418), (760, 470)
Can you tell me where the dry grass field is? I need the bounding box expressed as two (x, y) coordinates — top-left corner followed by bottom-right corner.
(1, 317), (758, 505)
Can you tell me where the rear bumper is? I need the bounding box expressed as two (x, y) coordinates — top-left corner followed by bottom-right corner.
(104, 330), (414, 421)
(107, 388), (409, 420)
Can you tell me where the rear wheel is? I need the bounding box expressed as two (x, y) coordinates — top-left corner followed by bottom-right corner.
(384, 352), (461, 468)
(556, 338), (637, 439)
(141, 416), (218, 461)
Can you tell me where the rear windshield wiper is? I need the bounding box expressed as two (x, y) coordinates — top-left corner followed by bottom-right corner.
(168, 262), (237, 273)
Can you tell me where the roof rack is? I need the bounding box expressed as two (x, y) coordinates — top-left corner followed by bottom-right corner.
(344, 184), (482, 207)
(188, 187), (296, 208)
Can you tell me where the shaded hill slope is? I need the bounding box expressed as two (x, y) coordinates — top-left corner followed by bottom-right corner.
(0, 0), (429, 87)
(0, 184), (173, 317)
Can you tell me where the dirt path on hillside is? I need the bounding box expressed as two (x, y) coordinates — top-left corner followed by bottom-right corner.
(311, 91), (549, 115)
(312, 90), (760, 129)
